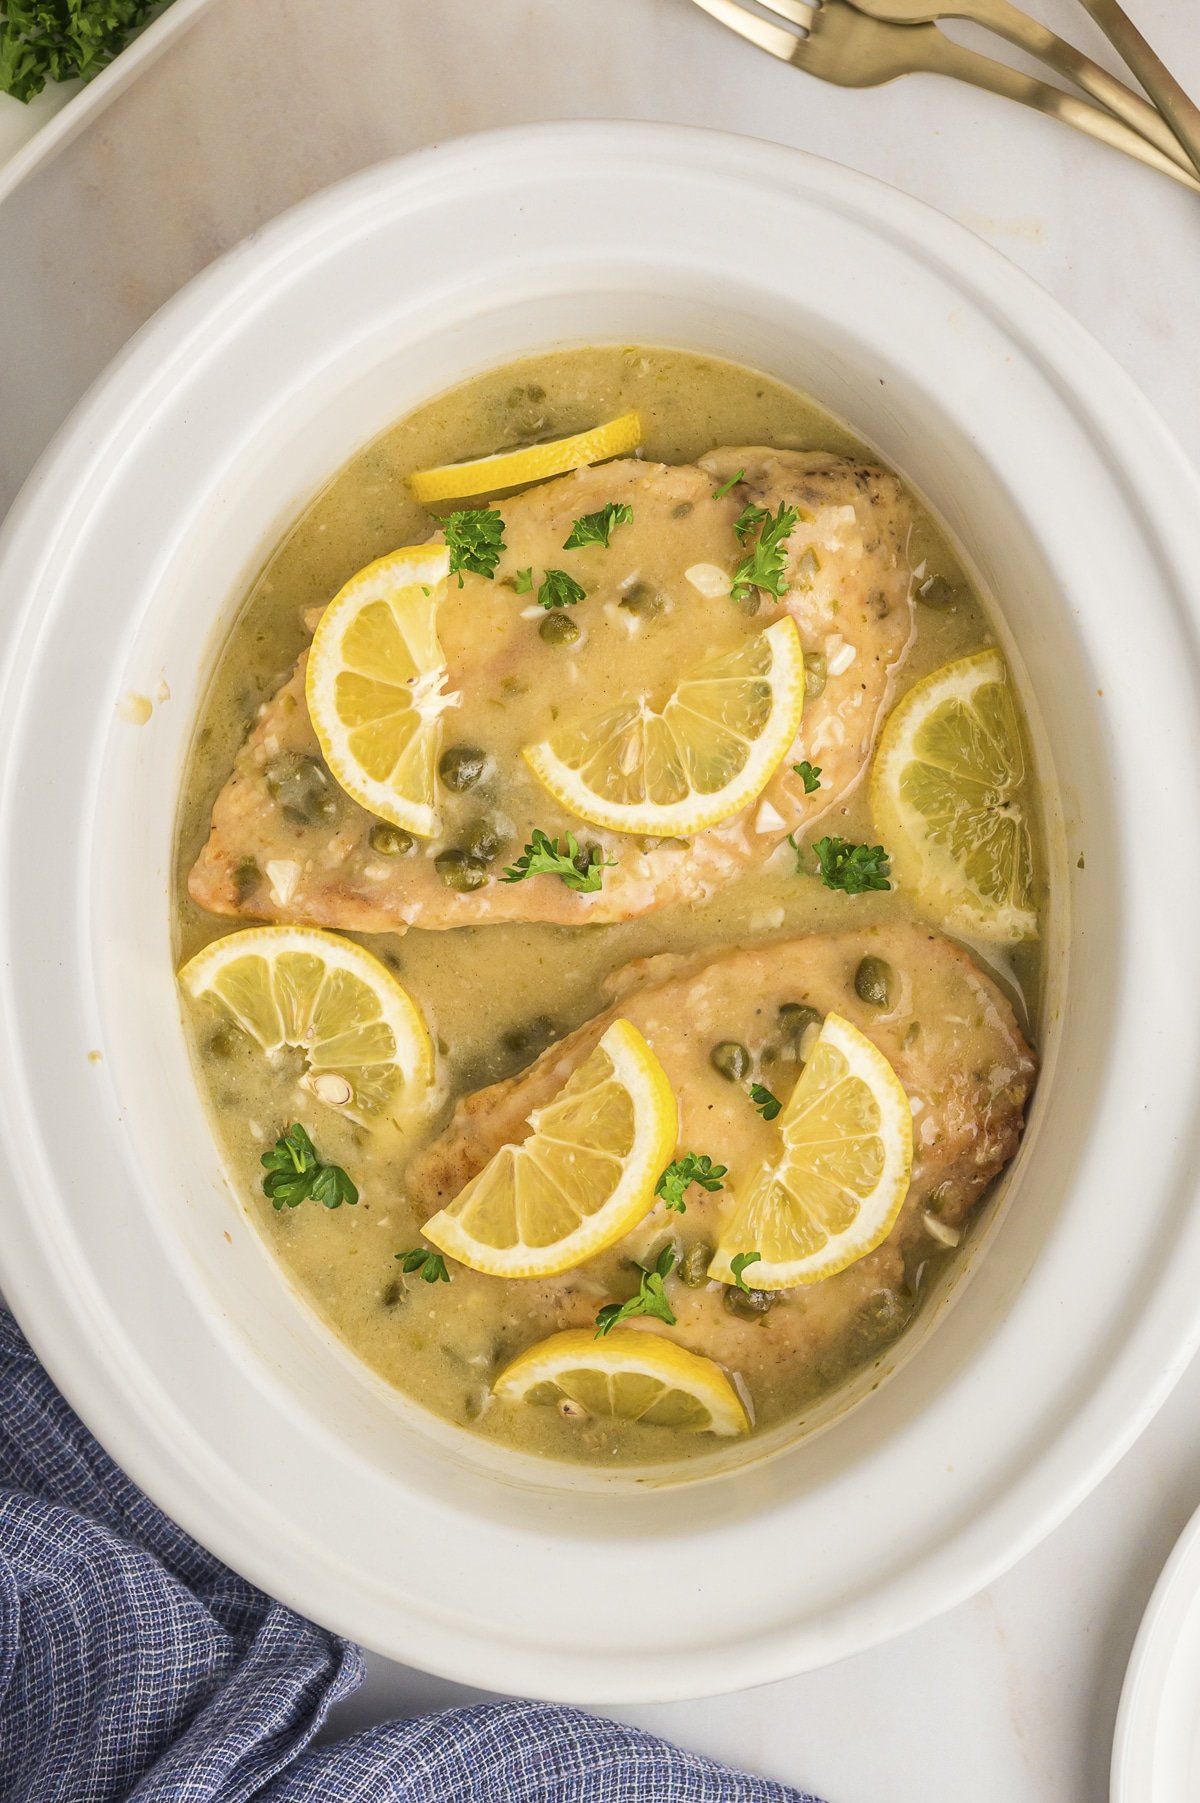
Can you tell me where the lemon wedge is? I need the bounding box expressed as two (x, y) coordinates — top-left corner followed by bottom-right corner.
(407, 412), (644, 504)
(493, 1328), (749, 1436)
(710, 1013), (912, 1289)
(422, 1019), (677, 1278)
(179, 925), (433, 1120)
(871, 648), (1037, 942)
(305, 544), (453, 838)
(524, 616), (806, 838)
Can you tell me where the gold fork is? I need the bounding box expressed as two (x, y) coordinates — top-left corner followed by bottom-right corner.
(688, 0), (1200, 192)
(843, 0), (1194, 174)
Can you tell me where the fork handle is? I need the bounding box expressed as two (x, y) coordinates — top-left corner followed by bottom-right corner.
(956, 0), (1194, 175)
(1075, 0), (1200, 180)
(918, 30), (1200, 192)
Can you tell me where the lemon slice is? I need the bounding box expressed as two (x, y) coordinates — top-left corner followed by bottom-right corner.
(179, 925), (433, 1120)
(493, 1328), (749, 1436)
(422, 1019), (677, 1278)
(408, 412), (644, 504)
(871, 648), (1037, 942)
(710, 1013), (912, 1289)
(305, 544), (453, 839)
(524, 616), (806, 838)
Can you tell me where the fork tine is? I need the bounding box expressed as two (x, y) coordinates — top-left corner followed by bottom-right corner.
(751, 0), (817, 27)
(688, 0), (800, 59)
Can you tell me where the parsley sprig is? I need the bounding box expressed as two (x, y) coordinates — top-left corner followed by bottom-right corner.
(537, 569), (586, 610)
(805, 835), (893, 894)
(594, 1246), (677, 1337)
(730, 503), (799, 606)
(563, 502), (633, 550)
(395, 1247), (451, 1284)
(748, 1083), (782, 1122)
(793, 760), (822, 794)
(730, 1251), (763, 1293)
(502, 828), (615, 893)
(261, 1124), (358, 1211)
(443, 509), (505, 585)
(655, 1153), (728, 1214)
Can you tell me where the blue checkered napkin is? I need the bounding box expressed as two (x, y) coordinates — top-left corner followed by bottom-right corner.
(0, 1311), (822, 1802)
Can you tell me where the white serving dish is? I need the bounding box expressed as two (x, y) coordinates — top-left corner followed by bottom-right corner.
(1112, 1500), (1200, 1803)
(0, 122), (1198, 1704)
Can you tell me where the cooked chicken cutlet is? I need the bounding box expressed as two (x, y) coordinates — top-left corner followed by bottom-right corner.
(188, 449), (916, 933)
(406, 921), (1035, 1401)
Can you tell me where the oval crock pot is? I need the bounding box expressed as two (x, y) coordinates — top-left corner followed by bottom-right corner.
(1, 123), (1199, 1703)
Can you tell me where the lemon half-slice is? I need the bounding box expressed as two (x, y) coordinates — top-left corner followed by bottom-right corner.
(408, 412), (643, 504)
(180, 925), (433, 1120)
(524, 616), (805, 838)
(871, 648), (1037, 943)
(422, 1019), (677, 1278)
(494, 1328), (749, 1436)
(710, 1013), (912, 1289)
(305, 544), (453, 839)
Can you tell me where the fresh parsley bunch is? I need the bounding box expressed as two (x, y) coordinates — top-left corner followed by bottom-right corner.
(1, 0), (169, 103)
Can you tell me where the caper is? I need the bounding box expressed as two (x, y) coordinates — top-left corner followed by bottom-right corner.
(231, 856), (260, 905)
(619, 581), (666, 619)
(924, 1180), (953, 1218)
(779, 1002), (823, 1041)
(265, 752), (338, 826)
(679, 1241), (714, 1288)
(368, 822), (414, 857)
(207, 1025), (236, 1060)
(731, 586), (762, 617)
(502, 1015), (557, 1060)
(844, 1287), (910, 1359)
(854, 955), (894, 1008)
(710, 1040), (750, 1082)
(439, 745), (486, 792)
(539, 611), (580, 646)
(794, 547), (821, 589)
(381, 1279), (402, 1309)
(672, 500), (695, 519)
(461, 819), (503, 865)
(435, 849), (489, 893)
(917, 573), (959, 608)
(803, 652), (827, 699)
(724, 1284), (774, 1319)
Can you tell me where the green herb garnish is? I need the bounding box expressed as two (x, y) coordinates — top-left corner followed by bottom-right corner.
(444, 509), (505, 585)
(537, 569), (586, 610)
(594, 1246), (677, 1337)
(0, 0), (164, 102)
(712, 468), (745, 500)
(395, 1247), (451, 1284)
(513, 567), (534, 594)
(501, 828), (614, 893)
(261, 1124), (358, 1211)
(793, 760), (822, 794)
(655, 1153), (728, 1214)
(563, 502), (633, 550)
(807, 835), (892, 894)
(730, 1251), (763, 1292)
(748, 1084), (782, 1122)
(730, 503), (799, 606)
(733, 503), (769, 545)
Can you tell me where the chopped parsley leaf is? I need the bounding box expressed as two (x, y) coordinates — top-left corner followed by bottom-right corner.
(730, 503), (799, 605)
(563, 502), (633, 550)
(537, 568), (586, 610)
(595, 1245), (677, 1337)
(807, 835), (892, 894)
(501, 828), (614, 893)
(733, 502), (769, 545)
(395, 1247), (451, 1284)
(730, 1251), (763, 1293)
(712, 468), (745, 500)
(748, 1083), (782, 1122)
(443, 509), (505, 585)
(261, 1124), (358, 1211)
(513, 567), (533, 593)
(792, 760), (822, 794)
(655, 1152), (728, 1214)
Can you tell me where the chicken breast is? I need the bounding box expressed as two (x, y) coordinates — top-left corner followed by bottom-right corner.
(406, 921), (1035, 1412)
(188, 449), (916, 933)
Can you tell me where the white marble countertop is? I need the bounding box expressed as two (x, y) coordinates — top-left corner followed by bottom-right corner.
(2, 2), (1198, 1797)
